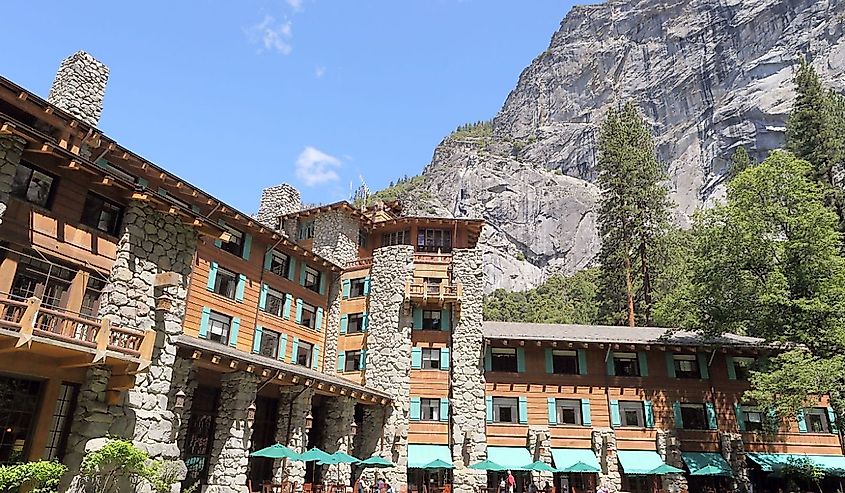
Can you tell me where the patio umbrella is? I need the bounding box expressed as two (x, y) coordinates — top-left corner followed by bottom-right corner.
(301, 448), (337, 464)
(690, 464), (731, 476)
(330, 451), (361, 464)
(648, 464), (685, 475)
(250, 443), (302, 460)
(421, 459), (454, 470)
(468, 460), (506, 471)
(521, 461), (558, 473)
(360, 456), (395, 468)
(562, 461), (600, 474)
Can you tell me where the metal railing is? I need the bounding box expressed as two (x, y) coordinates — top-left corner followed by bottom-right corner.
(405, 282), (462, 301)
(345, 257), (374, 269)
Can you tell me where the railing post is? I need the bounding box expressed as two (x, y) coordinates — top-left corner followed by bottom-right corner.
(16, 297), (40, 348)
(93, 317), (110, 363)
(137, 328), (156, 371)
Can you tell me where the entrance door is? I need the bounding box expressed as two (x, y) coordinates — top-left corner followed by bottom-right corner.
(0, 375), (42, 464)
(182, 386), (220, 490)
(248, 397), (279, 489)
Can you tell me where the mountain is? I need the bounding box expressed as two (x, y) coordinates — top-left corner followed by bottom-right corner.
(396, 0), (845, 293)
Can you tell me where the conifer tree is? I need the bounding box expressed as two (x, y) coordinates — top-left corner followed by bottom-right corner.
(596, 102), (671, 326)
(728, 146), (752, 180)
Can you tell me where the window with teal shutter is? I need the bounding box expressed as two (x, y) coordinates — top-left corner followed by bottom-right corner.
(363, 277), (371, 296)
(264, 250), (274, 271)
(283, 294), (293, 319)
(439, 348), (450, 370)
(299, 265), (307, 286)
(315, 307), (323, 331)
(413, 308), (422, 329)
(410, 397), (421, 421)
(735, 404), (746, 432)
(581, 399), (592, 426)
(726, 356), (737, 380)
(666, 353), (676, 378)
(577, 350), (588, 375)
(361, 350), (367, 370)
(342, 280), (351, 299)
(698, 354), (710, 379)
(259, 284), (268, 310)
(797, 409), (808, 433)
(544, 349), (553, 374)
(828, 408), (838, 434)
(362, 312), (369, 332)
(610, 400), (621, 427)
(206, 262), (218, 291)
(295, 299), (303, 324)
(279, 333), (288, 361)
(705, 402), (717, 429)
(235, 274), (247, 302)
(644, 400), (655, 428)
(229, 317), (240, 347)
(440, 399), (449, 422)
(319, 273), (326, 295)
(518, 396), (528, 424)
(199, 307), (211, 338)
(411, 348), (422, 369)
(673, 402), (684, 429)
(486, 396), (493, 423)
(516, 348), (526, 373)
(252, 326), (263, 353)
(637, 351), (649, 377)
(547, 398), (557, 425)
(606, 352), (616, 376)
(287, 258), (297, 281)
(241, 233), (252, 260)
(337, 353), (346, 372)
(290, 338), (299, 365)
(340, 315), (348, 334)
(440, 309), (450, 331)
(312, 345), (320, 370)
(484, 347), (492, 371)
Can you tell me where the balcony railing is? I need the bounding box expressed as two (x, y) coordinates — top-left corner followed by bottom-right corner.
(405, 281), (462, 303)
(0, 295), (155, 368)
(413, 252), (452, 264)
(345, 256), (373, 270)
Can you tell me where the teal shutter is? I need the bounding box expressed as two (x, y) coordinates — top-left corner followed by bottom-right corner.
(544, 349), (554, 374)
(206, 262), (218, 291)
(362, 312), (369, 332)
(440, 309), (450, 331)
(577, 349), (588, 375)
(214, 220), (224, 248)
(264, 250), (273, 270)
(235, 274), (246, 302)
(644, 400), (655, 428)
(315, 307), (323, 331)
(312, 344), (320, 370)
(241, 233), (252, 260)
(290, 337), (299, 364)
(252, 326), (263, 353)
(342, 280), (351, 299)
(637, 351), (649, 377)
(797, 409), (808, 433)
(518, 396), (528, 424)
(706, 402), (718, 429)
(229, 317), (240, 347)
(673, 401), (684, 429)
(484, 347), (492, 371)
(610, 400), (621, 427)
(486, 396), (494, 423)
(516, 347), (526, 373)
(828, 408), (838, 434)
(413, 308), (422, 329)
(363, 277), (371, 296)
(606, 352), (616, 376)
(287, 258), (297, 281)
(410, 397), (421, 421)
(279, 333), (288, 361)
(726, 356), (737, 380)
(337, 352), (346, 372)
(360, 350), (367, 370)
(439, 399), (449, 422)
(259, 284), (268, 310)
(547, 398), (557, 425)
(295, 299), (303, 324)
(581, 398), (592, 426)
(698, 353), (710, 379)
(735, 404), (746, 432)
(340, 315), (348, 334)
(299, 265), (307, 286)
(440, 348), (450, 370)
(318, 273), (326, 295)
(199, 307), (211, 338)
(411, 348), (422, 369)
(666, 353), (676, 378)
(283, 294), (293, 319)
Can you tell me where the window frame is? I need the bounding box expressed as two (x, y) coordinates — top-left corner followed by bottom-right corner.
(492, 397), (519, 424)
(741, 406), (764, 432)
(416, 228), (452, 253)
(680, 403), (709, 430)
(298, 220), (315, 240)
(381, 230), (410, 247)
(296, 340), (314, 367)
(300, 302), (317, 329)
(349, 278), (367, 298)
(619, 401), (645, 428)
(552, 350), (579, 375)
(269, 250), (290, 278)
(673, 354), (701, 379)
(303, 266), (321, 293)
(212, 267), (239, 300)
(207, 311), (232, 345)
(346, 312), (365, 334)
(263, 287), (286, 318)
(613, 352), (641, 377)
(80, 192), (124, 236)
(258, 328), (280, 359)
(805, 408), (831, 433)
(344, 350), (362, 372)
(733, 357), (755, 380)
(219, 224), (245, 257)
(420, 398), (441, 421)
(421, 309), (442, 330)
(490, 348), (518, 373)
(555, 399), (583, 426)
(11, 161), (57, 209)
(421, 348), (441, 370)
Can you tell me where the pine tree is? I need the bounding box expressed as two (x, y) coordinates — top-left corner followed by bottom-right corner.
(596, 101), (671, 326)
(728, 146), (752, 180)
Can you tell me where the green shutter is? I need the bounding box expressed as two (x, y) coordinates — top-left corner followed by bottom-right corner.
(315, 307), (323, 331)
(295, 299), (303, 324)
(439, 399), (449, 422)
(606, 352), (616, 376)
(413, 308), (422, 329)
(544, 349), (554, 374)
(299, 265), (307, 286)
(673, 401), (684, 429)
(235, 274), (246, 302)
(828, 408), (838, 434)
(199, 307), (211, 338)
(229, 317), (240, 347)
(410, 397), (421, 421)
(440, 348), (450, 370)
(484, 347), (492, 371)
(206, 262), (219, 291)
(486, 396), (493, 423)
(577, 349), (588, 375)
(440, 309), (450, 331)
(644, 400), (655, 428)
(287, 258), (297, 281)
(797, 409), (808, 433)
(363, 277), (371, 296)
(259, 284), (268, 310)
(698, 353), (710, 379)
(252, 326), (263, 353)
(279, 333), (288, 361)
(290, 337), (299, 364)
(581, 398), (592, 426)
(706, 402), (718, 429)
(362, 312), (369, 332)
(214, 219), (224, 248)
(411, 347), (422, 369)
(337, 353), (346, 372)
(360, 350), (367, 370)
(726, 356), (737, 380)
(283, 294), (293, 319)
(637, 351), (649, 377)
(312, 344), (320, 370)
(518, 396), (528, 424)
(342, 280), (351, 299)
(547, 398), (557, 425)
(735, 404), (746, 432)
(610, 400), (621, 427)
(264, 250), (273, 270)
(241, 233), (252, 260)
(318, 273), (326, 295)
(516, 347), (526, 373)
(340, 315), (348, 334)
(666, 353), (676, 378)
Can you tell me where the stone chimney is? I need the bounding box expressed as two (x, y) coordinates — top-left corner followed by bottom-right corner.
(47, 51), (109, 126)
(255, 183), (302, 229)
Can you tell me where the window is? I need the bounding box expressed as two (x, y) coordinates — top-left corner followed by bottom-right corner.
(301, 302), (317, 329)
(268, 251), (290, 278)
(349, 278), (367, 298)
(422, 310), (441, 330)
(805, 408), (831, 433)
(263, 287), (286, 318)
(80, 193), (124, 235)
(493, 397), (519, 424)
(11, 256), (74, 309)
(673, 354), (701, 379)
(732, 357), (755, 380)
(421, 348), (441, 370)
(491, 348), (518, 373)
(424, 277), (442, 295)
(613, 352), (641, 377)
(0, 376), (42, 464)
(298, 220), (315, 240)
(296, 341), (313, 367)
(344, 351), (362, 372)
(555, 399), (583, 425)
(219, 224), (244, 257)
(358, 230), (368, 248)
(212, 267), (238, 299)
(303, 266), (321, 293)
(207, 311), (232, 345)
(381, 230), (410, 247)
(44, 382), (79, 461)
(680, 403), (709, 430)
(742, 406), (764, 432)
(80, 277), (106, 318)
(11, 162), (55, 208)
(421, 398), (441, 421)
(258, 329), (280, 359)
(347, 313), (365, 334)
(553, 350), (579, 374)
(619, 401), (645, 427)
(416, 229), (452, 253)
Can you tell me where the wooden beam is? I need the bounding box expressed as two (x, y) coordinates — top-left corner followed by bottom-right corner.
(58, 356), (95, 368)
(108, 374), (137, 391)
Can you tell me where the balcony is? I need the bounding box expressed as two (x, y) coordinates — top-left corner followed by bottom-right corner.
(0, 295), (155, 369)
(345, 256), (373, 270)
(405, 281), (462, 304)
(413, 252), (452, 265)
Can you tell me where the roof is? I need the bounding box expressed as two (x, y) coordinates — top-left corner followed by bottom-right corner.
(483, 321), (768, 349)
(279, 201), (374, 226)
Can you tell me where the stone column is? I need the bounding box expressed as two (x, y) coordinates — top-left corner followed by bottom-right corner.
(255, 183), (302, 227)
(450, 248), (487, 492)
(528, 427), (553, 487)
(720, 432), (750, 493)
(312, 210), (360, 267)
(47, 51), (109, 126)
(656, 430), (687, 493)
(0, 136), (24, 223)
(592, 429), (621, 492)
(361, 245), (415, 489)
(274, 386), (315, 491)
(171, 355), (198, 449)
(61, 366), (113, 490)
(206, 372), (261, 493)
(320, 396), (357, 484)
(323, 276), (342, 373)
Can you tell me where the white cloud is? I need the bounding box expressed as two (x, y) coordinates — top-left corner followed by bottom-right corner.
(314, 65), (326, 78)
(246, 15), (293, 55)
(295, 146), (342, 186)
(286, 0), (303, 11)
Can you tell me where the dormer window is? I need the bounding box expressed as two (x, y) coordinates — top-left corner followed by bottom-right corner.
(12, 161), (56, 209)
(298, 220), (315, 240)
(219, 224), (244, 257)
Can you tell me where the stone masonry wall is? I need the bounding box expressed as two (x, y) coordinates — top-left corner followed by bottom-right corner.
(592, 429), (621, 492)
(720, 432), (750, 493)
(47, 51), (109, 126)
(320, 396), (357, 484)
(527, 427), (553, 487)
(0, 136), (24, 223)
(450, 248), (487, 493)
(274, 387), (315, 491)
(171, 355), (198, 451)
(656, 430), (687, 493)
(255, 183), (301, 228)
(361, 245), (415, 488)
(323, 277), (342, 373)
(312, 210), (359, 267)
(61, 366), (113, 491)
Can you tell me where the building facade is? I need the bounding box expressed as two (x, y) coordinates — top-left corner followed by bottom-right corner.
(0, 52), (841, 493)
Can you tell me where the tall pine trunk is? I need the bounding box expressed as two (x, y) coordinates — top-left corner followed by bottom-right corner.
(624, 250), (635, 327)
(640, 237), (652, 326)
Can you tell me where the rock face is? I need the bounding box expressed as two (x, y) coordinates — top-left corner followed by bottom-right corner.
(406, 0), (845, 292)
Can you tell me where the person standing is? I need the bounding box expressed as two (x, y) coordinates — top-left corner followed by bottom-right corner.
(507, 471), (516, 493)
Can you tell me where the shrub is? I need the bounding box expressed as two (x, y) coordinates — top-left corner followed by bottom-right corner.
(0, 460), (67, 493)
(80, 439), (184, 493)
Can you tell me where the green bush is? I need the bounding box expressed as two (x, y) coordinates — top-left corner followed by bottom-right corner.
(80, 439), (184, 493)
(0, 460), (67, 493)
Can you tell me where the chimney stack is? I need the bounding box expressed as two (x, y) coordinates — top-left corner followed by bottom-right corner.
(47, 51), (109, 126)
(255, 183), (302, 229)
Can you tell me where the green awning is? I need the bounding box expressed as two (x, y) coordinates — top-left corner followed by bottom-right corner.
(682, 452), (733, 476)
(811, 455), (845, 477)
(487, 447), (532, 471)
(748, 453), (845, 476)
(408, 445), (452, 469)
(551, 449), (600, 473)
(617, 451), (676, 475)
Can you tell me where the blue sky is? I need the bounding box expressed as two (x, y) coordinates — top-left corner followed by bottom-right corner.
(1, 1), (579, 211)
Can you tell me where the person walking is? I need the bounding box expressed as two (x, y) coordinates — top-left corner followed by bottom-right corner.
(506, 471), (516, 493)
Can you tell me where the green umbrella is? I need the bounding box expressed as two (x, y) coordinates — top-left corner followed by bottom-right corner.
(521, 461), (558, 473)
(690, 465), (732, 476)
(250, 443), (302, 460)
(648, 464), (685, 475)
(360, 456), (395, 468)
(301, 448), (336, 464)
(469, 460), (506, 471)
(562, 461), (600, 474)
(330, 451), (361, 464)
(421, 459), (454, 470)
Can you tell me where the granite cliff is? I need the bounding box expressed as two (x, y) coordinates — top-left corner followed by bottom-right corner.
(396, 0), (845, 292)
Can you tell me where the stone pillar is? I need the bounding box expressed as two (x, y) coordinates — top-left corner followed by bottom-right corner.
(61, 366), (113, 491)
(323, 275), (342, 374)
(450, 248), (487, 492)
(592, 429), (621, 492)
(274, 386), (315, 491)
(361, 245), (415, 488)
(720, 432), (750, 493)
(320, 396), (357, 484)
(47, 51), (109, 126)
(356, 406), (387, 484)
(528, 427), (553, 487)
(656, 430), (687, 493)
(206, 372), (261, 493)
(312, 210), (360, 266)
(0, 136), (24, 223)
(255, 183), (302, 228)
(171, 355), (198, 448)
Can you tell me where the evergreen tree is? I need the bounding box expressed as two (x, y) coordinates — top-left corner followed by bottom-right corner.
(728, 146), (752, 180)
(596, 101), (671, 326)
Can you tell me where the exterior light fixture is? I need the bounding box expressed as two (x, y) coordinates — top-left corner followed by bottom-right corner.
(305, 412), (314, 431)
(351, 420), (358, 435)
(246, 402), (257, 427)
(174, 389), (186, 410)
